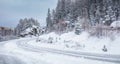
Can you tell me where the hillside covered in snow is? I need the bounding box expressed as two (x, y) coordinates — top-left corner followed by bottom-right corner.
(1, 0), (120, 64)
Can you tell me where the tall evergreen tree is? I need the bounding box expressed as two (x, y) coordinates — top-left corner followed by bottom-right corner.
(46, 8), (52, 32)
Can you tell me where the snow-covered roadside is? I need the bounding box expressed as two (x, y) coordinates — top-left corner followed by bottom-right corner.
(27, 32), (120, 55)
(0, 38), (116, 64)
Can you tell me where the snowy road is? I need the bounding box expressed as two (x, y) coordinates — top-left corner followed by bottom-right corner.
(0, 38), (120, 64)
(17, 38), (120, 64)
(0, 54), (25, 64)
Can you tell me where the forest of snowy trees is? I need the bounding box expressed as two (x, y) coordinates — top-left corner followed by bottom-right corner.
(46, 0), (120, 37)
(1, 0), (120, 40)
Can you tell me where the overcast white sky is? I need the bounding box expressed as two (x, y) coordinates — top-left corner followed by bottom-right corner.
(0, 0), (57, 28)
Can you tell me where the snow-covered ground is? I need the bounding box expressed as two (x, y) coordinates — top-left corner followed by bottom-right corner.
(0, 32), (120, 64)
(28, 32), (120, 55)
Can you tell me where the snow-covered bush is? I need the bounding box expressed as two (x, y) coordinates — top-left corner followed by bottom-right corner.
(102, 45), (108, 52)
(75, 26), (82, 35)
(48, 37), (53, 43)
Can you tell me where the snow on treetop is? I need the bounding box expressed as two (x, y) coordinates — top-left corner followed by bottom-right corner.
(32, 25), (39, 28)
(65, 21), (70, 24)
(110, 21), (120, 28)
(20, 28), (31, 35)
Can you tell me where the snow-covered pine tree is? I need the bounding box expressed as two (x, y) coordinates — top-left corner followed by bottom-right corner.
(104, 6), (116, 25)
(55, 0), (66, 21)
(46, 8), (53, 32)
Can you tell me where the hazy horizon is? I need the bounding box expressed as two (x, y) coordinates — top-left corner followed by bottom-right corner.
(0, 0), (57, 28)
